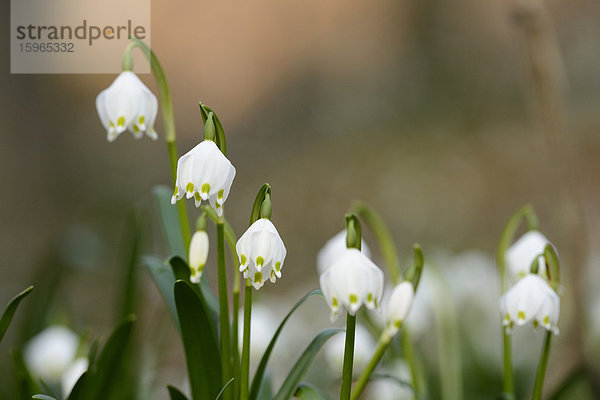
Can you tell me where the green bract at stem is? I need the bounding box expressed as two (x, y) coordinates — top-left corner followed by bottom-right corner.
(199, 102), (227, 155)
(217, 220), (232, 400)
(351, 202), (401, 284)
(532, 331), (553, 400)
(544, 244), (561, 291)
(240, 184), (272, 400)
(340, 313), (357, 400)
(497, 204), (538, 399)
(123, 38), (191, 250)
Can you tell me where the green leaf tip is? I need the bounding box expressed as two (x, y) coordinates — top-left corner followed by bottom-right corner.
(0, 285), (34, 343)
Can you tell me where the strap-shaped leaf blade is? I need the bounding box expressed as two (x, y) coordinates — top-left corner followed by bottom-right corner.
(0, 285), (33, 343)
(83, 316), (136, 400)
(143, 256), (178, 325)
(153, 185), (186, 259)
(294, 383), (326, 400)
(273, 328), (343, 400)
(167, 385), (190, 400)
(174, 280), (222, 400)
(169, 256), (219, 319)
(249, 289), (321, 400)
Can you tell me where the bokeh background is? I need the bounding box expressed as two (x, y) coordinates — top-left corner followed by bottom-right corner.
(2, 0), (600, 398)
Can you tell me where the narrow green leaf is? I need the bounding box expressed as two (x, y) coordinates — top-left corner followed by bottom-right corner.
(174, 280), (222, 400)
(167, 385), (190, 400)
(83, 316), (136, 400)
(32, 395), (56, 400)
(369, 373), (413, 389)
(154, 185), (186, 259)
(0, 285), (33, 343)
(66, 372), (88, 400)
(216, 378), (235, 400)
(256, 374), (273, 400)
(143, 255), (178, 325)
(249, 289), (322, 400)
(273, 329), (343, 400)
(294, 383), (326, 400)
(169, 256), (219, 319)
(118, 211), (144, 319)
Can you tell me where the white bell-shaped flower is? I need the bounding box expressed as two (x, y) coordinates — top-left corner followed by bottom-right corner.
(317, 230), (371, 275)
(236, 218), (287, 290)
(319, 248), (384, 321)
(385, 281), (415, 337)
(24, 325), (79, 383)
(189, 230), (209, 283)
(506, 231), (552, 280)
(171, 140), (236, 217)
(96, 71), (158, 142)
(499, 274), (559, 334)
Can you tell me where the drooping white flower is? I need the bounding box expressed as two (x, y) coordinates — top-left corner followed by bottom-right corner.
(236, 218), (287, 290)
(96, 71), (158, 142)
(324, 324), (376, 376)
(506, 231), (552, 281)
(61, 357), (88, 396)
(317, 230), (371, 275)
(385, 281), (414, 337)
(189, 230), (209, 283)
(171, 140), (236, 217)
(499, 274), (559, 334)
(319, 248), (384, 321)
(24, 325), (79, 382)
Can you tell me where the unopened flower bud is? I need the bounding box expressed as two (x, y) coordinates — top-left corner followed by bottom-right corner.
(189, 230), (209, 283)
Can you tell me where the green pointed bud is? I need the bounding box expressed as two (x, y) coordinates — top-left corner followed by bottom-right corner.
(260, 193), (272, 219)
(204, 112), (216, 141)
(529, 255), (540, 275)
(543, 244), (560, 291)
(344, 213), (362, 250)
(403, 244), (424, 290)
(199, 102), (227, 155)
(196, 212), (208, 231)
(249, 183), (271, 226)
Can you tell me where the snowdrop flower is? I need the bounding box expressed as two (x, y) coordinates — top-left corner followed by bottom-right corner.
(385, 281), (414, 337)
(499, 274), (559, 334)
(189, 230), (209, 283)
(324, 324), (375, 376)
(506, 231), (552, 281)
(317, 230), (371, 275)
(24, 325), (79, 382)
(96, 71), (158, 142)
(320, 248), (384, 321)
(171, 140), (236, 217)
(237, 218), (287, 290)
(61, 357), (88, 396)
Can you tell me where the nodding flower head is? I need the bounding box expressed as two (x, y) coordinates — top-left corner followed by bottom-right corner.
(96, 71), (158, 142)
(319, 248), (384, 321)
(236, 218), (287, 290)
(171, 140), (236, 217)
(499, 274), (559, 334)
(384, 281), (415, 337)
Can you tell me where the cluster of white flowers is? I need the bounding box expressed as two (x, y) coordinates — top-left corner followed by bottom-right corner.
(499, 231), (560, 334)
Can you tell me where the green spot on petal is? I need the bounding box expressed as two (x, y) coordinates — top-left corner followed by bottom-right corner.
(332, 297), (338, 307)
(256, 256), (264, 267)
(133, 124), (140, 132)
(275, 262), (281, 272)
(241, 254), (247, 265)
(367, 293), (373, 303)
(201, 183), (210, 194)
(349, 294), (358, 304)
(117, 116), (126, 127)
(139, 115), (145, 125)
(186, 182), (194, 193)
(218, 189), (224, 199)
(194, 193), (201, 202)
(543, 316), (550, 325)
(518, 311), (526, 321)
(254, 272), (263, 283)
(394, 320), (402, 328)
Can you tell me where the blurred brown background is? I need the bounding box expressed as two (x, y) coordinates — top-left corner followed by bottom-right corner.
(2, 0), (600, 398)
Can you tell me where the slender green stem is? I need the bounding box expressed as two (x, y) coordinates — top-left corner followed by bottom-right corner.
(351, 336), (391, 400)
(240, 281), (252, 400)
(340, 313), (357, 400)
(124, 39), (191, 250)
(502, 332), (514, 400)
(217, 220), (232, 400)
(402, 326), (422, 400)
(532, 331), (553, 400)
(232, 289), (240, 400)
